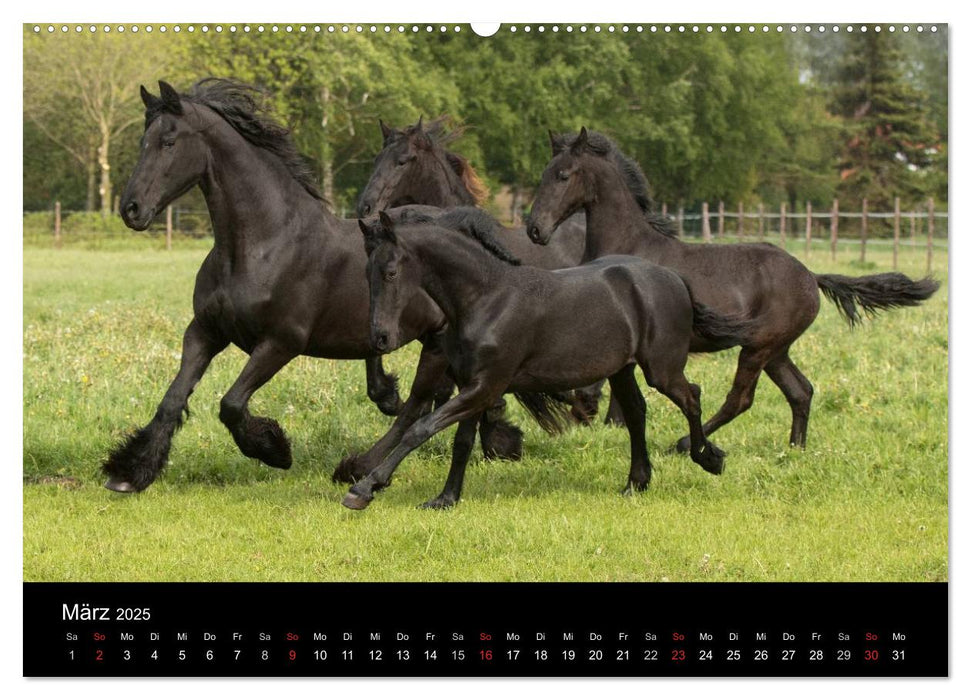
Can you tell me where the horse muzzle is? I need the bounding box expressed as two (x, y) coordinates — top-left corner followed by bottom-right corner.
(526, 221), (552, 245)
(120, 198), (155, 231)
(371, 329), (393, 353)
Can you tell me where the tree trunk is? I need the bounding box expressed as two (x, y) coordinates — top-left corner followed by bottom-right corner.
(319, 86), (335, 207)
(85, 142), (97, 212)
(97, 127), (112, 219)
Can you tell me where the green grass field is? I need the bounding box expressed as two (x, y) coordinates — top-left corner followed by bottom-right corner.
(22, 237), (948, 582)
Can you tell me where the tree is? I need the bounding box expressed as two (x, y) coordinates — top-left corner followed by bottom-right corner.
(24, 28), (175, 215)
(828, 31), (940, 210)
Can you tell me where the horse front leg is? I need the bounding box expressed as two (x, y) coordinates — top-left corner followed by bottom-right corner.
(218, 341), (297, 469)
(102, 318), (227, 493)
(333, 338), (449, 484)
(342, 380), (501, 510)
(420, 416), (480, 510)
(364, 357), (403, 416)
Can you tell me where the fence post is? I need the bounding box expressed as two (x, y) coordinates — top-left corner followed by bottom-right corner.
(758, 202), (765, 241)
(702, 202), (711, 242)
(893, 196), (900, 270)
(677, 205), (684, 238)
(911, 210), (917, 251)
(805, 201), (812, 258)
(717, 200), (725, 239)
(927, 198), (935, 274)
(661, 202), (667, 218)
(860, 198), (868, 264)
(737, 202), (744, 240)
(166, 205), (173, 251)
(779, 202), (787, 249)
(53, 201), (62, 249)
(830, 198), (839, 261)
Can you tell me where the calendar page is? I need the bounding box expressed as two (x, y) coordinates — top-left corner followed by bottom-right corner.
(21, 19), (949, 678)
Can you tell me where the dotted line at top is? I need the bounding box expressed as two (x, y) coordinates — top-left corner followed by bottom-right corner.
(30, 24), (941, 35)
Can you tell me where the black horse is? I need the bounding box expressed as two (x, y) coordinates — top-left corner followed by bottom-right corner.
(342, 208), (757, 510)
(527, 128), (940, 450)
(101, 79), (526, 492)
(357, 116), (611, 423)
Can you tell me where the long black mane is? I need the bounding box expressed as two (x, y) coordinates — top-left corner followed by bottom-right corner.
(554, 130), (678, 239)
(398, 206), (520, 265)
(150, 78), (324, 202)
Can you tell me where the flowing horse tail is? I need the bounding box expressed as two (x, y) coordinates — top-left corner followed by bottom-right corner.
(815, 273), (940, 327)
(512, 392), (575, 435)
(691, 302), (758, 350)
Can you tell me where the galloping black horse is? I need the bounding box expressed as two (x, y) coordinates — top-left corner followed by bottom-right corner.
(527, 128), (940, 450)
(101, 79), (527, 492)
(357, 116), (612, 423)
(343, 208), (756, 510)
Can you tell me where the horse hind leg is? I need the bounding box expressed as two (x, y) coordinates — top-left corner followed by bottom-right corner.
(764, 351), (814, 448)
(674, 346), (772, 453)
(648, 366), (725, 476)
(102, 319), (227, 493)
(218, 341), (296, 470)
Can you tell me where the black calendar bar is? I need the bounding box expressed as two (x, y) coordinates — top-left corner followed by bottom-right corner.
(24, 582), (947, 677)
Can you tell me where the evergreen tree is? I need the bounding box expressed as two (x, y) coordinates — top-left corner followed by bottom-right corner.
(829, 31), (940, 210)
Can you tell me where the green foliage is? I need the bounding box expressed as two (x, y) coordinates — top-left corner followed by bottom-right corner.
(23, 26), (948, 217)
(827, 31), (942, 210)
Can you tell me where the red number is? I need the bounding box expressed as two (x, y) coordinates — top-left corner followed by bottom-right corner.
(671, 649), (685, 662)
(289, 649), (297, 661)
(480, 649), (493, 661)
(95, 650), (103, 662)
(864, 649), (879, 661)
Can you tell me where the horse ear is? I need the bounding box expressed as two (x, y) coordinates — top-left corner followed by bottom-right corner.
(549, 129), (570, 156)
(379, 119), (395, 145)
(158, 81), (183, 115)
(412, 115), (431, 150)
(377, 211), (398, 244)
(571, 126), (589, 154)
(140, 85), (160, 110)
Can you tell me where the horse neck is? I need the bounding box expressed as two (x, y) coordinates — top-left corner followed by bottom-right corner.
(418, 151), (476, 207)
(407, 231), (507, 322)
(199, 124), (338, 257)
(582, 164), (675, 261)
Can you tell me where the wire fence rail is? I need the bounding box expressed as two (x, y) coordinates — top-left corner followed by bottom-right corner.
(27, 197), (949, 273)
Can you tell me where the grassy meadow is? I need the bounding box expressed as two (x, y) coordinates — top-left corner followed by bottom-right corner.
(22, 236), (948, 582)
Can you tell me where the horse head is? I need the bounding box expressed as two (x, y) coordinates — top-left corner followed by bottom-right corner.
(120, 81), (212, 231)
(357, 115), (485, 217)
(527, 127), (597, 245)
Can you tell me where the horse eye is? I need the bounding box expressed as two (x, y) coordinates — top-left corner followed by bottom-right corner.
(384, 268), (398, 281)
(397, 154), (416, 166)
(557, 170), (570, 181)
(162, 139), (176, 149)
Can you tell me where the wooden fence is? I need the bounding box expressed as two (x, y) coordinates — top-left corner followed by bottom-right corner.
(667, 197), (947, 273)
(35, 197), (949, 272)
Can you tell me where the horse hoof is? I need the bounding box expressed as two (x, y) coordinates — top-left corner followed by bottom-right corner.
(332, 454), (371, 484)
(673, 435), (692, 454)
(376, 395), (403, 417)
(104, 479), (137, 493)
(699, 444), (726, 475)
(341, 491), (373, 510)
(621, 481), (649, 496)
(420, 496), (456, 510)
